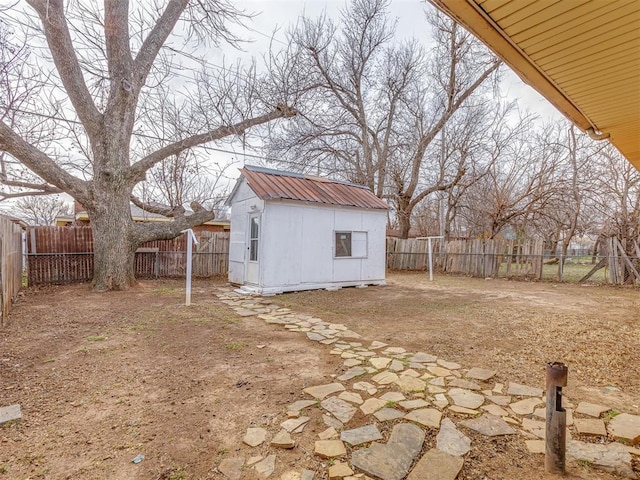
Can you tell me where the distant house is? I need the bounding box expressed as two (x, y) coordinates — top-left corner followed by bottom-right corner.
(55, 201), (230, 233)
(226, 165), (388, 295)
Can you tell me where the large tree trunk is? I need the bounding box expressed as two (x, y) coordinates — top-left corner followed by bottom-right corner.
(87, 187), (138, 291)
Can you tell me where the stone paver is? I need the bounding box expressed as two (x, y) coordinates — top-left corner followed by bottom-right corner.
(379, 392), (406, 402)
(486, 395), (511, 406)
(436, 418), (471, 456)
(360, 398), (388, 416)
(406, 449), (464, 480)
(0, 404), (21, 425)
(288, 400), (317, 412)
(318, 427), (338, 440)
(404, 408), (442, 428)
(281, 416), (310, 433)
(448, 378), (481, 390)
(509, 397), (543, 415)
(525, 439), (545, 454)
(323, 414), (343, 430)
(337, 366), (367, 381)
(351, 423), (425, 480)
(388, 359), (405, 372)
(254, 454), (277, 479)
(243, 427), (268, 447)
(315, 439), (347, 458)
(371, 371), (399, 385)
(568, 440), (635, 478)
(344, 358), (363, 367)
(521, 418), (545, 439)
(370, 357), (392, 369)
(448, 388), (485, 409)
(461, 414), (516, 436)
(352, 381), (378, 395)
(271, 430), (295, 448)
(321, 397), (358, 424)
(437, 359), (461, 370)
(576, 402), (611, 418)
(409, 352), (437, 363)
(465, 367), (496, 381)
(304, 383), (345, 400)
(218, 457), (244, 480)
(339, 391), (364, 405)
(427, 366), (451, 377)
(399, 399), (429, 410)
(395, 376), (426, 393)
(481, 404), (509, 417)
(374, 407), (405, 422)
(218, 289), (638, 480)
(574, 418), (607, 436)
(307, 332), (326, 341)
(608, 413), (640, 444)
(328, 462), (354, 479)
(340, 424), (383, 446)
(507, 382), (543, 397)
(448, 405), (480, 416)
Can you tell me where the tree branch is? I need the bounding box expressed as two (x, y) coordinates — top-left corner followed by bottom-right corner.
(104, 0), (134, 99)
(130, 194), (185, 217)
(131, 209), (215, 244)
(26, 0), (102, 138)
(128, 105), (295, 181)
(133, 0), (189, 89)
(0, 120), (89, 200)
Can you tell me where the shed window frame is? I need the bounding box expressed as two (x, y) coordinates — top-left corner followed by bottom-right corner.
(334, 230), (368, 259)
(249, 216), (259, 262)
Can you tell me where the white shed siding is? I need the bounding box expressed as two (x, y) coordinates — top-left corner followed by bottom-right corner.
(259, 201), (386, 290)
(228, 180), (263, 285)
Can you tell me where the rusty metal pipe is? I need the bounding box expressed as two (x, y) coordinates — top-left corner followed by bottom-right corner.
(545, 362), (568, 474)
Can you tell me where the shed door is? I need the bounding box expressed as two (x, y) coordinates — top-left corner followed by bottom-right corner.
(246, 214), (260, 284)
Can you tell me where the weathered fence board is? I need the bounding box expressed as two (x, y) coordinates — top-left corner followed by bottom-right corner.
(0, 216), (24, 326)
(26, 226), (230, 285)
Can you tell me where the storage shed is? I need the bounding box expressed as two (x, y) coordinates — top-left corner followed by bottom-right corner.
(227, 165), (388, 294)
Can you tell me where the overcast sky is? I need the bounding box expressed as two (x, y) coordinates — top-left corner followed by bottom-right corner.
(207, 0), (565, 178)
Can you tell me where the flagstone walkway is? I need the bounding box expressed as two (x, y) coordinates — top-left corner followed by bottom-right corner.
(214, 288), (639, 480)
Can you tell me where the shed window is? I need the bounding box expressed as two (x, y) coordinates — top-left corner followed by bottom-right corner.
(335, 231), (367, 258)
(249, 217), (259, 261)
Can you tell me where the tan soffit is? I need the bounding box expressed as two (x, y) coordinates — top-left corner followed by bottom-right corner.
(428, 0), (640, 169)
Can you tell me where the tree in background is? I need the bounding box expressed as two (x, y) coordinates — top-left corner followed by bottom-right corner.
(0, 0), (295, 290)
(266, 0), (500, 238)
(11, 195), (71, 226)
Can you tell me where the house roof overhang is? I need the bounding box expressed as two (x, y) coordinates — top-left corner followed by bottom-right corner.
(428, 0), (640, 169)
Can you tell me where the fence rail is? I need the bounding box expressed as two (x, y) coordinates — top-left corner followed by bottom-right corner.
(24, 227), (639, 287)
(386, 237), (638, 285)
(1, 216), (24, 326)
(26, 226), (229, 285)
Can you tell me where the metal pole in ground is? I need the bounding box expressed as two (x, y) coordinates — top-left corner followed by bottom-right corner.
(545, 361), (568, 473)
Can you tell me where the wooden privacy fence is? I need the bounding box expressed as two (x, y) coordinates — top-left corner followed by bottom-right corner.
(27, 226), (229, 285)
(386, 237), (445, 271)
(387, 237), (544, 280)
(0, 215), (24, 327)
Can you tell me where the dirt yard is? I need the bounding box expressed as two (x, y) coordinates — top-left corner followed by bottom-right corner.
(0, 273), (638, 480)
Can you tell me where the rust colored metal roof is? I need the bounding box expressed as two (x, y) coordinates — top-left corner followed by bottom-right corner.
(240, 165), (389, 210)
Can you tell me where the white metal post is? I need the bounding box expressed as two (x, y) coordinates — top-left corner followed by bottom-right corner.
(183, 229), (199, 306)
(428, 237), (434, 282)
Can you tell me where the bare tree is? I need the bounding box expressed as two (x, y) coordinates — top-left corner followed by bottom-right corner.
(267, 0), (418, 197)
(0, 0), (296, 290)
(10, 195), (71, 225)
(266, 1), (500, 238)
